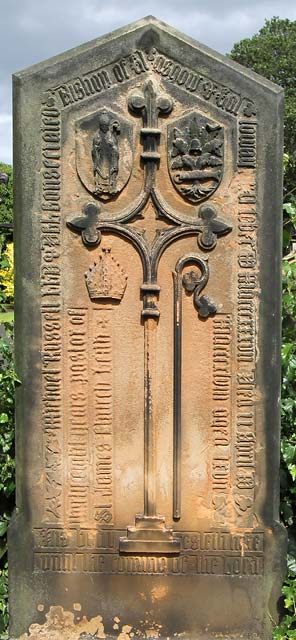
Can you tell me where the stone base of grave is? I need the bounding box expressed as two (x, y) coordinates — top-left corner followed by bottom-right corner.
(119, 514), (181, 553)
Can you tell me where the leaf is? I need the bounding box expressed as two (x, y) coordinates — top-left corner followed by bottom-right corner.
(283, 227), (292, 248)
(287, 556), (296, 575)
(283, 201), (296, 225)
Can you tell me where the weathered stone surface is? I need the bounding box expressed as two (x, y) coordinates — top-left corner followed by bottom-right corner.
(10, 16), (286, 640)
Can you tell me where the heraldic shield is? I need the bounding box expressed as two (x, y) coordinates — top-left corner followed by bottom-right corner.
(76, 107), (133, 201)
(168, 111), (224, 204)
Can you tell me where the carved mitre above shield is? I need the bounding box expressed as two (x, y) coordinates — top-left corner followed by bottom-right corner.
(168, 111), (224, 204)
(85, 248), (127, 301)
(76, 108), (133, 201)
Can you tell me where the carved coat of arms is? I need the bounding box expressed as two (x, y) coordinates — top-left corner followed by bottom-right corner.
(76, 108), (133, 201)
(168, 112), (224, 204)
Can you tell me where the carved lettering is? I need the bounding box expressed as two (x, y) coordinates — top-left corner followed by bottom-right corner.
(92, 309), (113, 524)
(34, 549), (263, 576)
(41, 102), (61, 212)
(40, 94), (63, 522)
(151, 50), (243, 115)
(51, 48), (253, 121)
(65, 309), (90, 524)
(211, 316), (232, 523)
(235, 175), (258, 524)
(238, 121), (257, 168)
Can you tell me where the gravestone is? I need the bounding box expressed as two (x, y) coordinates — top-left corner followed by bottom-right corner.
(10, 16), (286, 640)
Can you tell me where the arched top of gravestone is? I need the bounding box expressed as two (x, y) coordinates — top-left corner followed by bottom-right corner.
(13, 15), (283, 101)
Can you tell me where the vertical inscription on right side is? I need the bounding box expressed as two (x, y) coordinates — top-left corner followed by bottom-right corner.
(235, 177), (258, 526)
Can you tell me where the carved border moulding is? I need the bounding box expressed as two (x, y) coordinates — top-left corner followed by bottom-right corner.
(168, 112), (224, 204)
(67, 77), (232, 555)
(76, 108), (133, 201)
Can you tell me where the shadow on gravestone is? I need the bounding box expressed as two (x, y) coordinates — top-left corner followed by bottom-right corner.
(9, 16), (286, 640)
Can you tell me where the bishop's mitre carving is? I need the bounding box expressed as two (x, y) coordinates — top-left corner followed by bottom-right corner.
(85, 248), (127, 301)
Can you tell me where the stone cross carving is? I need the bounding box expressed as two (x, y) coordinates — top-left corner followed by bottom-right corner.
(67, 79), (232, 553)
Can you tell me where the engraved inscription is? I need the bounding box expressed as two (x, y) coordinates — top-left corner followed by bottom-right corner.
(149, 49), (254, 116)
(41, 99), (61, 213)
(66, 309), (90, 525)
(238, 121), (257, 168)
(212, 316), (232, 523)
(41, 93), (63, 523)
(235, 177), (258, 524)
(33, 528), (264, 576)
(56, 50), (148, 107)
(92, 309), (113, 525)
(33, 527), (264, 552)
(238, 273), (256, 362)
(51, 47), (254, 119)
(34, 552), (263, 575)
(212, 316), (231, 402)
(235, 372), (256, 499)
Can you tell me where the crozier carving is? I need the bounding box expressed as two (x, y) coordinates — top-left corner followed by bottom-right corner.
(182, 270), (217, 318)
(173, 255), (217, 519)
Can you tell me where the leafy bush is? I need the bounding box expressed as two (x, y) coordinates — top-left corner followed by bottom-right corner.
(0, 567), (8, 636)
(0, 164), (13, 228)
(0, 245), (13, 305)
(275, 201), (296, 639)
(281, 259), (296, 530)
(273, 573), (296, 639)
(0, 321), (15, 636)
(0, 163), (15, 635)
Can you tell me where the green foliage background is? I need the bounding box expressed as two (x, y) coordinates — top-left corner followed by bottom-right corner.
(278, 247), (296, 639)
(0, 164), (13, 228)
(0, 164), (15, 634)
(0, 321), (15, 633)
(0, 20), (296, 636)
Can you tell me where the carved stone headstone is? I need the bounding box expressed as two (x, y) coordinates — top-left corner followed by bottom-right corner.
(11, 17), (286, 640)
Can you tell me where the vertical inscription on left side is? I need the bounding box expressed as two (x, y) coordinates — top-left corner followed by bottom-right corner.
(40, 94), (63, 522)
